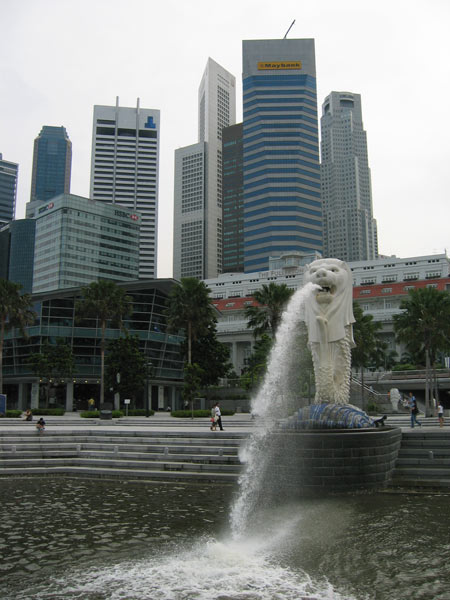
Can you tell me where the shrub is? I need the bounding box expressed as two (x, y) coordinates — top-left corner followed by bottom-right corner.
(0, 410), (22, 418)
(171, 409), (235, 418)
(125, 409), (155, 416)
(80, 410), (125, 418)
(32, 408), (65, 416)
(367, 402), (379, 414)
(80, 410), (100, 418)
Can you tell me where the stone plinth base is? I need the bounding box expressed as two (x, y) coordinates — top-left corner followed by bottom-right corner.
(264, 427), (402, 497)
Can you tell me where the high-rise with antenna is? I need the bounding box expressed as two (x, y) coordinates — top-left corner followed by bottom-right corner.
(242, 38), (323, 272)
(89, 98), (160, 279)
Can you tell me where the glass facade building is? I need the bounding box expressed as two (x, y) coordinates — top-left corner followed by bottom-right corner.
(242, 39), (323, 272)
(0, 153), (18, 226)
(8, 219), (36, 293)
(2, 280), (184, 410)
(32, 194), (141, 293)
(30, 126), (72, 203)
(222, 123), (244, 273)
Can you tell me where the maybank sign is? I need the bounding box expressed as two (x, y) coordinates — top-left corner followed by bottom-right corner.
(257, 61), (302, 70)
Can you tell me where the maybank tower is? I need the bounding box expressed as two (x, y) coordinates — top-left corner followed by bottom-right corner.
(242, 39), (322, 272)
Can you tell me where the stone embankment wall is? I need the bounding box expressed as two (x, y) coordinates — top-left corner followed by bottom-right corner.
(266, 427), (402, 496)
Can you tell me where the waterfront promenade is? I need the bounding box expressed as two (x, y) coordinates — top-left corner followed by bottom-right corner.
(1, 412), (448, 489)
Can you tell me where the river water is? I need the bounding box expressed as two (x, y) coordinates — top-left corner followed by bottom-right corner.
(1, 477), (449, 600)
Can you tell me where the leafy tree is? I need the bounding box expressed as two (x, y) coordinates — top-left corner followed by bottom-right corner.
(191, 322), (232, 387)
(75, 281), (132, 405)
(245, 282), (294, 338)
(165, 278), (215, 364)
(393, 287), (450, 416)
(0, 279), (36, 394)
(351, 303), (383, 408)
(240, 334), (273, 391)
(295, 324), (315, 404)
(182, 362), (204, 410)
(28, 338), (75, 406)
(104, 335), (147, 403)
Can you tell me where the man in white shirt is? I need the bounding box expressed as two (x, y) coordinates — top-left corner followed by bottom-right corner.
(214, 402), (224, 431)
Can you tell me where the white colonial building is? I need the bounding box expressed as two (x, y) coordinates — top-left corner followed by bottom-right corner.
(204, 252), (450, 374)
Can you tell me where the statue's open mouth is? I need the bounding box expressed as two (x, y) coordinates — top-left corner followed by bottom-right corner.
(318, 284), (335, 295)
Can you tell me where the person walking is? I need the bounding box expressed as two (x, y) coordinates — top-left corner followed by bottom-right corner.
(214, 402), (224, 431)
(409, 392), (422, 428)
(210, 405), (217, 431)
(438, 402), (444, 428)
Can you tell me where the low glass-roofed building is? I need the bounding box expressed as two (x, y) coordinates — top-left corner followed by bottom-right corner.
(2, 279), (184, 411)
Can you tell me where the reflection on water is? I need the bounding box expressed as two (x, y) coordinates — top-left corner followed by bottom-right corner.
(1, 477), (449, 599)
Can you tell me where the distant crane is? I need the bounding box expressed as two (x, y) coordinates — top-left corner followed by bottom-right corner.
(283, 19), (295, 39)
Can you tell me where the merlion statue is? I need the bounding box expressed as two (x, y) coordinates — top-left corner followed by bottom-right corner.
(303, 258), (355, 405)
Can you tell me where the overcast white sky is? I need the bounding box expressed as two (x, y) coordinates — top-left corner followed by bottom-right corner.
(2, 0), (449, 277)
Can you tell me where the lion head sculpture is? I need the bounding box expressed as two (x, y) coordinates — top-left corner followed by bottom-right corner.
(303, 258), (355, 345)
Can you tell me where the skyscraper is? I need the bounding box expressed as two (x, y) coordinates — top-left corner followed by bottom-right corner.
(320, 91), (378, 261)
(173, 142), (206, 280)
(222, 123), (244, 273)
(32, 194), (141, 293)
(173, 58), (236, 280)
(0, 153), (18, 226)
(89, 98), (159, 279)
(242, 39), (323, 273)
(30, 126), (72, 203)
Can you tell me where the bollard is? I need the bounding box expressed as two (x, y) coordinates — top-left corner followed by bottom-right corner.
(164, 447), (169, 455)
(76, 444), (81, 453)
(428, 450), (434, 460)
(11, 445), (16, 454)
(114, 445), (119, 455)
(218, 448), (223, 456)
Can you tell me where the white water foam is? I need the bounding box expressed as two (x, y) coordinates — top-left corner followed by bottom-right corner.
(22, 529), (356, 600)
(230, 283), (317, 538)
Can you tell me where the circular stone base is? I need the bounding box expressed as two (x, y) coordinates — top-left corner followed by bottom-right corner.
(263, 427), (402, 496)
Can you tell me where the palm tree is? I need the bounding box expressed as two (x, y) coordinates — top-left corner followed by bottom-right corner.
(245, 282), (294, 338)
(165, 278), (215, 365)
(75, 280), (132, 405)
(393, 287), (450, 416)
(0, 279), (36, 394)
(351, 303), (383, 409)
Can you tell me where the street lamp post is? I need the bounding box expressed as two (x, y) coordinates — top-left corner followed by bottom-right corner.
(145, 362), (153, 418)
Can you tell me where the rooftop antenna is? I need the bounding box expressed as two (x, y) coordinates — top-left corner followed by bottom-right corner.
(283, 19), (295, 39)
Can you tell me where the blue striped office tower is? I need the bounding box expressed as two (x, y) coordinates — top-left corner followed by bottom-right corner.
(242, 39), (323, 273)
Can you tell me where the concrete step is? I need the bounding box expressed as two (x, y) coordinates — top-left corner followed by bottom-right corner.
(0, 465), (239, 482)
(0, 442), (240, 455)
(2, 417), (253, 427)
(0, 426), (245, 483)
(0, 457), (241, 472)
(392, 465), (450, 477)
(0, 449), (240, 463)
(389, 477), (450, 489)
(396, 457), (450, 467)
(0, 429), (246, 441)
(0, 435), (243, 445)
